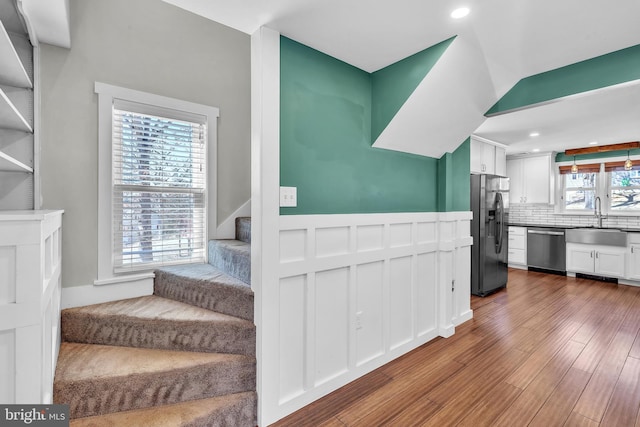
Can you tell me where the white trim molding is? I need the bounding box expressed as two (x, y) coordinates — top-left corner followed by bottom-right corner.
(94, 82), (219, 291)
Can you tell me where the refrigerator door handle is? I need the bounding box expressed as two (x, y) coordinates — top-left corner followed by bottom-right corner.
(495, 192), (504, 254)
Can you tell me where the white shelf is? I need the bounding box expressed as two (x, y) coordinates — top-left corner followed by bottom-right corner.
(0, 150), (32, 172)
(0, 87), (32, 132)
(0, 19), (32, 88)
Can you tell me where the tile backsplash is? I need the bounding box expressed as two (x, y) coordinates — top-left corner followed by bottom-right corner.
(509, 204), (640, 229)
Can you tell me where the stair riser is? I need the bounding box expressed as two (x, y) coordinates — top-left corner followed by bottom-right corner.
(68, 392), (256, 427)
(56, 362), (256, 419)
(155, 270), (253, 321)
(208, 242), (251, 285)
(61, 313), (255, 356)
(235, 217), (251, 244)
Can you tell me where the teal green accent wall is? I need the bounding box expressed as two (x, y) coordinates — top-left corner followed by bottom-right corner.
(451, 138), (471, 211)
(280, 37), (441, 215)
(555, 148), (640, 163)
(437, 139), (471, 212)
(488, 44), (640, 115)
(371, 37), (455, 142)
(437, 153), (453, 212)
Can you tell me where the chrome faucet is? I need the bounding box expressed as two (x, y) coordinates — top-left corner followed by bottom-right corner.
(594, 196), (605, 228)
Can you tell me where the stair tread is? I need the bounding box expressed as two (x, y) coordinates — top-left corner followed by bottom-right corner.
(63, 295), (252, 325)
(69, 392), (256, 427)
(156, 263), (251, 292)
(208, 239), (251, 285)
(55, 342), (254, 383)
(154, 264), (254, 321)
(61, 295), (255, 356)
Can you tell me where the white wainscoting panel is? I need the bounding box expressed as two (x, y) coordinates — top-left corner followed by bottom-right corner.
(274, 211), (473, 417)
(314, 267), (349, 386)
(417, 252), (437, 336)
(389, 256), (413, 350)
(0, 210), (63, 404)
(357, 225), (384, 252)
(356, 261), (384, 366)
(278, 275), (306, 403)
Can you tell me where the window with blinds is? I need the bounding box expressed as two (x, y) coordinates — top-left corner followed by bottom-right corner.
(112, 101), (207, 270)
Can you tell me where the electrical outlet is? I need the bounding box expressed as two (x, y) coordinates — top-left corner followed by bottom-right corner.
(355, 311), (363, 330)
(280, 186), (297, 207)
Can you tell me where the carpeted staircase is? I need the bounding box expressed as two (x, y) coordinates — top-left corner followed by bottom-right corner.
(54, 217), (256, 426)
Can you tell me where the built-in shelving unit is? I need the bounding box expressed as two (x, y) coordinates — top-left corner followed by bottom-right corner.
(0, 17), (33, 173)
(0, 149), (32, 172)
(0, 7), (34, 208)
(0, 19), (32, 88)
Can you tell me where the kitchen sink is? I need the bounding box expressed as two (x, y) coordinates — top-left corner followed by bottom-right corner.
(565, 228), (627, 246)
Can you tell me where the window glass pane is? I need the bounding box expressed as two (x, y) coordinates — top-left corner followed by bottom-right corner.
(566, 173), (596, 189)
(611, 170), (640, 187)
(565, 190), (596, 210)
(610, 189), (640, 210)
(112, 105), (206, 270)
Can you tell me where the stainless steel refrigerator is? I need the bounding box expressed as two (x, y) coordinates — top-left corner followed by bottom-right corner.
(471, 174), (509, 296)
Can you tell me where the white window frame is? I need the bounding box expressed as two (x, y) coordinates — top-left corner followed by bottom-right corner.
(558, 167), (601, 214)
(606, 168), (640, 213)
(95, 82), (219, 285)
(556, 155), (640, 217)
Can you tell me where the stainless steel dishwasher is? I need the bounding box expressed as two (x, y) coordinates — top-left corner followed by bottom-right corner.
(527, 227), (566, 273)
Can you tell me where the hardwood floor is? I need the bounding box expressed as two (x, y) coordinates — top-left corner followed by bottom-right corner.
(271, 268), (640, 426)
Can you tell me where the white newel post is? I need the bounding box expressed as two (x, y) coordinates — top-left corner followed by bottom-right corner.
(0, 210), (64, 404)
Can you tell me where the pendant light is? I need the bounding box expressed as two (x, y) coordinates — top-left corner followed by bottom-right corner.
(625, 150), (633, 171)
(571, 156), (579, 174)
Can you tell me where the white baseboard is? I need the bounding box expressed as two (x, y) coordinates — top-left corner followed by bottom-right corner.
(61, 276), (154, 309)
(454, 309), (474, 326)
(216, 199), (251, 239)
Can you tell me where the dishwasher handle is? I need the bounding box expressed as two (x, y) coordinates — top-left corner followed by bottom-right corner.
(527, 230), (564, 236)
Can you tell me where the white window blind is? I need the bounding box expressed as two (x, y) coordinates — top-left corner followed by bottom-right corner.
(112, 101), (207, 271)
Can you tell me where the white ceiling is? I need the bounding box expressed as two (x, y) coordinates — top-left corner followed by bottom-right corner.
(164, 0), (640, 155)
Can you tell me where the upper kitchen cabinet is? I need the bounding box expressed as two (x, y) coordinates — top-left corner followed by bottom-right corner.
(507, 154), (554, 204)
(470, 136), (507, 176)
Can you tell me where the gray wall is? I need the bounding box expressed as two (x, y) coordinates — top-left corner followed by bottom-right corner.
(40, 0), (251, 288)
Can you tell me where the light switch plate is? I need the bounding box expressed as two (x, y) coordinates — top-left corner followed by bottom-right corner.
(280, 186), (297, 207)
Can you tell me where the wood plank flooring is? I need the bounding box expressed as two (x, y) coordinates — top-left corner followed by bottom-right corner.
(271, 269), (640, 426)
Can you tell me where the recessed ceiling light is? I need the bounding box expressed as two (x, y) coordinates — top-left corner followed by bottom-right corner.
(532, 148), (540, 152)
(529, 132), (540, 137)
(589, 141), (598, 145)
(451, 7), (470, 19)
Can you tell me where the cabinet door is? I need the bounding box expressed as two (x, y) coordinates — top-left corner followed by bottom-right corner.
(506, 159), (524, 203)
(627, 245), (640, 280)
(566, 244), (594, 273)
(481, 143), (496, 174)
(595, 248), (625, 277)
(470, 139), (484, 174)
(494, 145), (507, 177)
(523, 156), (550, 204)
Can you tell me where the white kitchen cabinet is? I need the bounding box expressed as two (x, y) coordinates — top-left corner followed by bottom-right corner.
(507, 226), (526, 268)
(626, 233), (640, 280)
(495, 145), (506, 177)
(470, 137), (507, 176)
(506, 154), (553, 204)
(566, 243), (626, 278)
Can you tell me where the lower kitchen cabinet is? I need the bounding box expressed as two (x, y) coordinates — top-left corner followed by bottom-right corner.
(507, 226), (526, 268)
(566, 243), (626, 278)
(628, 244), (640, 280)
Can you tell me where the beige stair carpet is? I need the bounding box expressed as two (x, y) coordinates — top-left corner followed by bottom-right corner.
(61, 295), (255, 356)
(68, 392), (256, 427)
